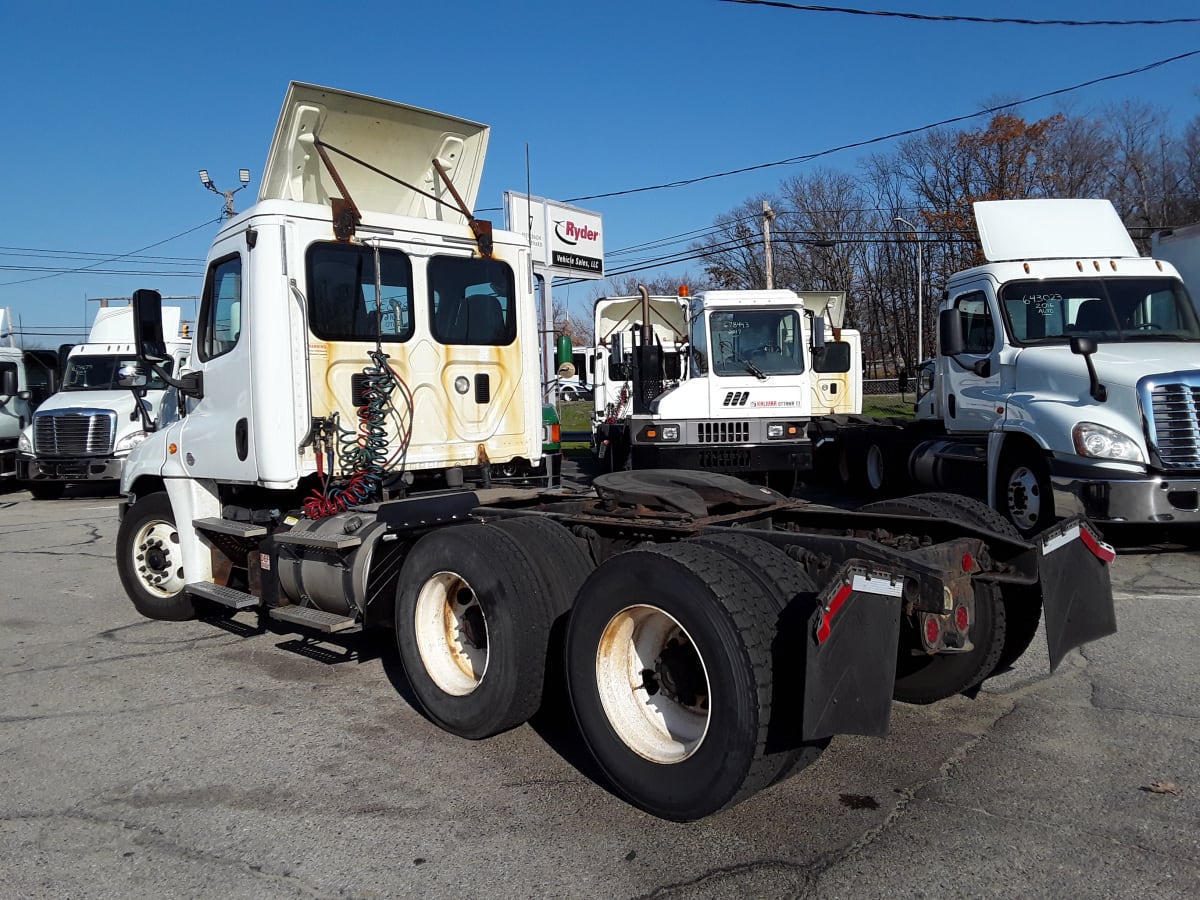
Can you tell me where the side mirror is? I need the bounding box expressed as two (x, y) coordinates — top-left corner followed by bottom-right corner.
(1070, 335), (1106, 402)
(938, 307), (964, 356)
(0, 366), (16, 398)
(898, 370), (909, 393)
(132, 288), (169, 363)
(117, 364), (148, 389)
(811, 315), (826, 350)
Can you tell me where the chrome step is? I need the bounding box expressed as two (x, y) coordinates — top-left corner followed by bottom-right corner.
(268, 604), (361, 634)
(273, 532), (362, 550)
(186, 582), (260, 610)
(193, 517), (268, 538)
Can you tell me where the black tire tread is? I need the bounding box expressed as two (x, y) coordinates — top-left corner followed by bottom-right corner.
(642, 541), (785, 811)
(116, 492), (196, 622)
(395, 523), (556, 738)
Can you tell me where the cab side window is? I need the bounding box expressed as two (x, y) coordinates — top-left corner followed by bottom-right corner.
(956, 292), (995, 355)
(197, 255), (243, 362)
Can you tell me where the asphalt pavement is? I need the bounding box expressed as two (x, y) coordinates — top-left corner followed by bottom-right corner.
(1, 482), (1197, 899)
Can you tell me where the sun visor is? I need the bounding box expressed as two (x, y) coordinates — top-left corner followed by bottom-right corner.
(974, 199), (1138, 262)
(259, 82), (490, 225)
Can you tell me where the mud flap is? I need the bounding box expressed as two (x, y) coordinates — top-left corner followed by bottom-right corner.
(1036, 517), (1117, 671)
(802, 565), (904, 741)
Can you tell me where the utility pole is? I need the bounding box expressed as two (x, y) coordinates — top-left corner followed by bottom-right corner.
(199, 168), (252, 218)
(894, 216), (923, 365)
(762, 201), (776, 290)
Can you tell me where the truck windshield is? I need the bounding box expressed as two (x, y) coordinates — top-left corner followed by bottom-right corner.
(62, 356), (170, 391)
(1001, 277), (1200, 344)
(708, 309), (804, 377)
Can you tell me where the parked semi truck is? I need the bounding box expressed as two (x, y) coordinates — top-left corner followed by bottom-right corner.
(592, 287), (861, 482)
(825, 198), (1200, 534)
(0, 308), (62, 481)
(16, 305), (189, 499)
(115, 83), (1116, 821)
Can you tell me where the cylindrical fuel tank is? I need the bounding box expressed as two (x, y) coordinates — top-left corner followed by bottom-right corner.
(909, 437), (988, 493)
(276, 512), (390, 616)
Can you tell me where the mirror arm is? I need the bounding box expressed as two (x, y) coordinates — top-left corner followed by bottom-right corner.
(149, 363), (204, 400)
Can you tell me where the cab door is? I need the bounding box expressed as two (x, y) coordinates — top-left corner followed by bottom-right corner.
(177, 233), (258, 482)
(940, 287), (1003, 433)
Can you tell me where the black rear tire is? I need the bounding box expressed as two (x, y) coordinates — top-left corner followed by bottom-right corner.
(904, 492), (1043, 673)
(860, 494), (1007, 704)
(565, 542), (782, 821)
(489, 516), (595, 712)
(394, 523), (557, 739)
(684, 532), (830, 784)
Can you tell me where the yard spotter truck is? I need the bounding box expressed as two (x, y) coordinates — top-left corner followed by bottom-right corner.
(592, 287), (862, 488)
(821, 198), (1200, 536)
(114, 83), (1117, 822)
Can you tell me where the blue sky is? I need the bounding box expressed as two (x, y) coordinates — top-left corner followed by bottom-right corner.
(1, 0), (1198, 344)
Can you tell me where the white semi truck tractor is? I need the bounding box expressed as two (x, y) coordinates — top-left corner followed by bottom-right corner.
(114, 84), (1117, 822)
(831, 199), (1200, 535)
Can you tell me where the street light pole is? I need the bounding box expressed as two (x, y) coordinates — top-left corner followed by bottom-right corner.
(894, 216), (923, 364)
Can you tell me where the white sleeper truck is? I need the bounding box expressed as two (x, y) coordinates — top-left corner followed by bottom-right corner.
(115, 83), (1116, 822)
(836, 199), (1200, 535)
(16, 305), (188, 499)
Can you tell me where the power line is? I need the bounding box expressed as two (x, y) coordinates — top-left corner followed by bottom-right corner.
(719, 1), (1200, 27)
(564, 48), (1200, 203)
(0, 215), (222, 288)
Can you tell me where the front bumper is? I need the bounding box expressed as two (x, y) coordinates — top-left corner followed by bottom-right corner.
(1050, 465), (1200, 524)
(630, 440), (813, 474)
(16, 455), (125, 483)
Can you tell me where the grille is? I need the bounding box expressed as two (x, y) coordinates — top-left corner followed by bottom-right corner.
(699, 448), (751, 470)
(697, 421), (750, 443)
(1147, 382), (1200, 470)
(33, 411), (116, 456)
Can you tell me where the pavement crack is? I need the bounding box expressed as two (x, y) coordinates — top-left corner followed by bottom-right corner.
(630, 859), (817, 900)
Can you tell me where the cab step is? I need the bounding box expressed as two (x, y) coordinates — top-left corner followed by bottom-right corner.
(186, 582), (261, 610)
(193, 517), (268, 538)
(268, 604), (361, 634)
(273, 532), (362, 550)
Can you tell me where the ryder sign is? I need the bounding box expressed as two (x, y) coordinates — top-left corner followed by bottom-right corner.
(504, 192), (604, 279)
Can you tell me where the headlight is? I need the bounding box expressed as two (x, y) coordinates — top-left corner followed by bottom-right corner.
(1072, 422), (1144, 462)
(767, 422), (804, 440)
(115, 431), (149, 453)
(17, 431), (32, 454)
(638, 423), (680, 442)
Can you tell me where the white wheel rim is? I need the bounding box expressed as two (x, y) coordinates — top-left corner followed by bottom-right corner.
(595, 605), (711, 764)
(133, 519), (184, 597)
(414, 571), (489, 696)
(865, 444), (884, 491)
(1006, 466), (1042, 530)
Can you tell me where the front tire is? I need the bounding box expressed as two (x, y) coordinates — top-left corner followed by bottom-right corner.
(116, 492), (194, 621)
(27, 481), (66, 501)
(565, 542), (784, 821)
(998, 450), (1054, 536)
(394, 523), (558, 739)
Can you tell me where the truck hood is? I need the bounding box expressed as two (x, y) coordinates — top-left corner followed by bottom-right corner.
(260, 82), (489, 225)
(35, 389), (147, 417)
(1015, 341), (1200, 395)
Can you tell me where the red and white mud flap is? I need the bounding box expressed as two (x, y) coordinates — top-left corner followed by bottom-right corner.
(802, 563), (904, 742)
(1036, 516), (1117, 671)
